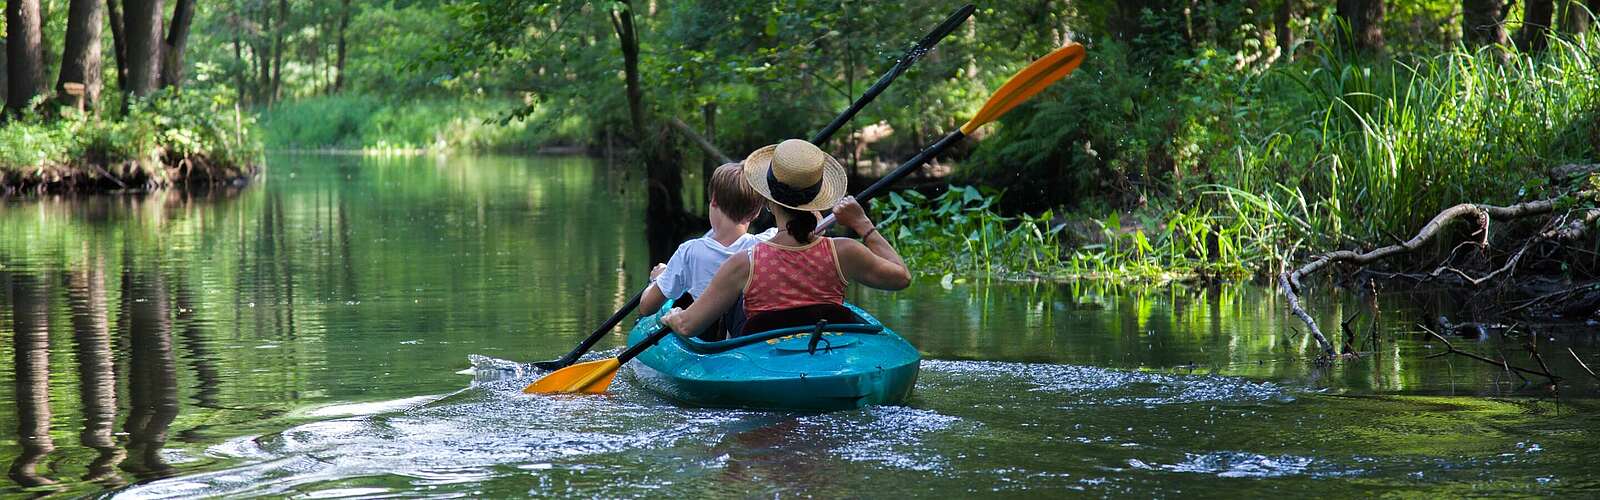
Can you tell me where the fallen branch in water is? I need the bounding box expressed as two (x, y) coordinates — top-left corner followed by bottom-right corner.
(1421, 325), (1560, 382)
(1280, 199), (1553, 358)
(1279, 176), (1600, 361)
(1571, 347), (1600, 381)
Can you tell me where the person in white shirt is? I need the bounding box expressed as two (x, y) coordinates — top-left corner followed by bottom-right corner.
(639, 163), (775, 338)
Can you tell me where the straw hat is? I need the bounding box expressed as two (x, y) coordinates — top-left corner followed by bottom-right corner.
(742, 139), (848, 211)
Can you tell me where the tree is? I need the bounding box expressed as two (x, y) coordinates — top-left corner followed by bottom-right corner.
(271, 0), (287, 101)
(107, 0), (130, 91)
(1463, 0), (1511, 47)
(159, 0), (196, 88)
(58, 0), (105, 107)
(123, 0), (164, 96)
(1559, 0), (1597, 34)
(6, 0), (45, 116)
(1336, 0), (1385, 52)
(1517, 0), (1556, 52)
(609, 0), (691, 262)
(1275, 0), (1297, 61)
(334, 0), (350, 91)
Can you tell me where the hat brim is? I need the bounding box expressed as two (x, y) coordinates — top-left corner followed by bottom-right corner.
(742, 144), (849, 212)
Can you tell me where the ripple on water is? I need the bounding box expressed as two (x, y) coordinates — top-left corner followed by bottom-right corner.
(116, 357), (1317, 498)
(919, 359), (1292, 406)
(1128, 452), (1333, 478)
(115, 356), (969, 498)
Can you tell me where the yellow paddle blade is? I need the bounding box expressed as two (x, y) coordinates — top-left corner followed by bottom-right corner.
(522, 358), (621, 394)
(960, 43), (1086, 135)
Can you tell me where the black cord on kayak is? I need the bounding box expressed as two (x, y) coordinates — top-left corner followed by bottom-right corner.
(808, 320), (831, 355)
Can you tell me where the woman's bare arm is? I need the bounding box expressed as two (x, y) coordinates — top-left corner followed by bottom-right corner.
(835, 236), (911, 290)
(661, 251), (751, 335)
(830, 196), (911, 290)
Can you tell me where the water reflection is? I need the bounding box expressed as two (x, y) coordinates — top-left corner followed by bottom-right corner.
(120, 265), (181, 480)
(8, 274), (57, 488)
(66, 258), (126, 485)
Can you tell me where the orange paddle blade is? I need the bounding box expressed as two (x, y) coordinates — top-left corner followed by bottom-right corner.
(960, 43), (1086, 135)
(522, 358), (621, 394)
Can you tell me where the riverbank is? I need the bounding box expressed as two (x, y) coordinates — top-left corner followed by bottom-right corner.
(888, 33), (1600, 285)
(258, 95), (588, 154)
(0, 89), (263, 195)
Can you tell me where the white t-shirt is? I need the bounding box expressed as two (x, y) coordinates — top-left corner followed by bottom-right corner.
(655, 228), (778, 300)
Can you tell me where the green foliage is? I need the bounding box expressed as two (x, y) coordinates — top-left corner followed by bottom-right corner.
(0, 88), (260, 176)
(961, 25), (1600, 277)
(258, 95), (586, 152)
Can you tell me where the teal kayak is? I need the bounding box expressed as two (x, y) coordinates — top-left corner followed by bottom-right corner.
(625, 301), (920, 411)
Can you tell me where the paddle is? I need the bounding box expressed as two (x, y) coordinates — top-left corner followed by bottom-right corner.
(525, 42), (1088, 395)
(530, 4), (977, 372)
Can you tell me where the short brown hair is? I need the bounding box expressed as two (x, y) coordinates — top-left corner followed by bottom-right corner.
(709, 163), (762, 222)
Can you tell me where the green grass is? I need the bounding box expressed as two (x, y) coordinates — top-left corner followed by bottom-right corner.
(258, 94), (589, 153)
(1236, 36), (1600, 240)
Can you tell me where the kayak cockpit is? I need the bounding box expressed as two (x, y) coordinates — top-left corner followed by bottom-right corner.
(673, 322), (884, 354)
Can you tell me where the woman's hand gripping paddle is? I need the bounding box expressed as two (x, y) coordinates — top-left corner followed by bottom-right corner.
(528, 4), (977, 373)
(525, 43), (1086, 395)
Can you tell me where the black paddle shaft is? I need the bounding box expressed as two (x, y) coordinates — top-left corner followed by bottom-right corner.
(618, 327), (674, 364)
(533, 289), (643, 370)
(810, 4), (976, 143)
(816, 130), (966, 234)
(534, 4), (976, 371)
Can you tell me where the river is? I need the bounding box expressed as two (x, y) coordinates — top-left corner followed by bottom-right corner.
(1, 154), (1596, 497)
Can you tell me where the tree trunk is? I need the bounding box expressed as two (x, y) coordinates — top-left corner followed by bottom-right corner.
(122, 0), (163, 96)
(334, 0), (349, 91)
(271, 0), (287, 102)
(6, 0), (45, 116)
(257, 2), (272, 104)
(612, 0), (687, 264)
(701, 102), (717, 207)
(1336, 0), (1385, 53)
(106, 0), (128, 92)
(158, 0), (194, 88)
(1275, 0), (1296, 60)
(58, 0), (105, 107)
(1518, 0), (1556, 52)
(1463, 0), (1511, 47)
(1559, 0), (1593, 32)
(232, 12), (244, 102)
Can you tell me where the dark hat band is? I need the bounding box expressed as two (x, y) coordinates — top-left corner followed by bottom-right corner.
(767, 162), (823, 207)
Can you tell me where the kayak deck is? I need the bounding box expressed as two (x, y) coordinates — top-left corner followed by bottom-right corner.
(627, 302), (920, 411)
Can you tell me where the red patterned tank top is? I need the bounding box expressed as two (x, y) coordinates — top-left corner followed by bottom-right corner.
(743, 238), (848, 315)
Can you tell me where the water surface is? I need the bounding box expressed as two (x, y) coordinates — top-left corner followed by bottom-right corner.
(1, 154), (1596, 497)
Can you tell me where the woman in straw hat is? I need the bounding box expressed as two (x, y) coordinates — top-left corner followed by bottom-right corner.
(661, 139), (912, 337)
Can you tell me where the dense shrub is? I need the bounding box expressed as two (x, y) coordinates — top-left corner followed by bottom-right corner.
(0, 88), (261, 176)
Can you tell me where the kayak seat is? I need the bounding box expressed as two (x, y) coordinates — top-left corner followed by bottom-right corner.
(670, 303), (883, 355)
(740, 304), (860, 335)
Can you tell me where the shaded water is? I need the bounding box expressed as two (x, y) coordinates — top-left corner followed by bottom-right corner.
(1, 154), (1596, 497)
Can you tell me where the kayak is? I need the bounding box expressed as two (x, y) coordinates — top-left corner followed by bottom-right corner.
(625, 301), (921, 411)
